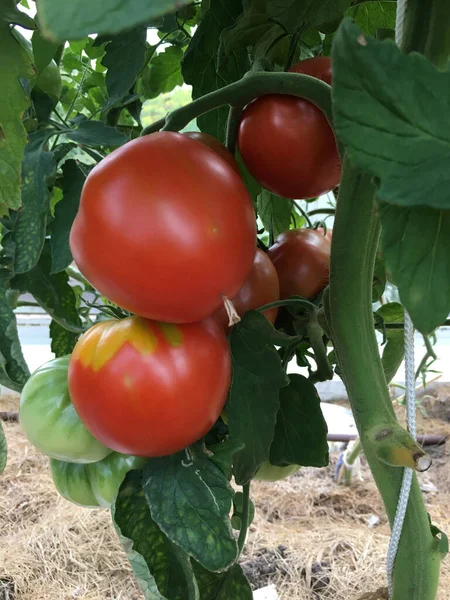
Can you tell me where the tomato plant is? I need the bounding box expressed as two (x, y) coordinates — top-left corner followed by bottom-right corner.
(70, 132), (256, 323)
(268, 229), (330, 300)
(211, 249), (279, 332)
(2, 1), (449, 599)
(68, 316), (231, 456)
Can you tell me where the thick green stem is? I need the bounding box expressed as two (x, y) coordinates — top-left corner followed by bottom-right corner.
(141, 72), (332, 136)
(402, 0), (450, 70)
(225, 104), (243, 154)
(325, 157), (440, 599)
(237, 483), (250, 555)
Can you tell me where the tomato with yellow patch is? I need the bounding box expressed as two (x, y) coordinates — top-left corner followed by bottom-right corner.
(68, 316), (231, 457)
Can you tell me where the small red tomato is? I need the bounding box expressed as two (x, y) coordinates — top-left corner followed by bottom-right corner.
(289, 56), (332, 85)
(268, 229), (330, 299)
(68, 317), (231, 457)
(211, 249), (280, 333)
(183, 131), (240, 173)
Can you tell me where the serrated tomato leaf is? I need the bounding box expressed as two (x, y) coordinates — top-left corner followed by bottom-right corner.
(379, 203), (450, 334)
(143, 448), (237, 573)
(66, 120), (128, 147)
(270, 374), (329, 468)
(182, 0), (249, 142)
(0, 421), (7, 474)
(345, 1), (396, 37)
(50, 320), (79, 358)
(193, 562), (252, 600)
(0, 283), (30, 392)
(12, 242), (84, 334)
(333, 19), (450, 210)
(50, 160), (86, 274)
(227, 311), (290, 485)
(140, 46), (184, 100)
(36, 0), (192, 41)
(112, 470), (198, 600)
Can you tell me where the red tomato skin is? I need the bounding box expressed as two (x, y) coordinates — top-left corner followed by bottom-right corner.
(211, 249), (280, 332)
(268, 229), (330, 300)
(316, 227), (332, 243)
(68, 317), (231, 457)
(238, 95), (340, 199)
(289, 56), (332, 85)
(183, 131), (240, 173)
(70, 132), (256, 323)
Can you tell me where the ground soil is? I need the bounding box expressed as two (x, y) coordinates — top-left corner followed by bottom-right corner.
(1, 386), (450, 600)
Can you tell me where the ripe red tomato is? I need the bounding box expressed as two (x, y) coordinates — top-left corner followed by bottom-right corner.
(68, 316), (231, 457)
(238, 56), (340, 200)
(211, 249), (280, 332)
(183, 131), (239, 173)
(268, 229), (330, 299)
(70, 132), (256, 323)
(289, 56), (332, 85)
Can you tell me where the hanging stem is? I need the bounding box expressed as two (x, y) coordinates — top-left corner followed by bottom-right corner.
(237, 482), (250, 555)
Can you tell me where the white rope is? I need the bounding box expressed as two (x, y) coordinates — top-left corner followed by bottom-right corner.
(386, 310), (416, 595)
(385, 6), (414, 594)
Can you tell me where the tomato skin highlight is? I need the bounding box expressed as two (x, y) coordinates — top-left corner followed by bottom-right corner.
(183, 131), (240, 173)
(268, 229), (330, 300)
(211, 249), (280, 332)
(70, 132), (256, 323)
(68, 316), (231, 457)
(289, 56), (332, 85)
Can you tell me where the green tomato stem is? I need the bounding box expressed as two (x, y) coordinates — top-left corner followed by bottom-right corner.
(237, 482), (250, 556)
(141, 72), (332, 137)
(325, 157), (440, 599)
(306, 309), (333, 382)
(225, 104), (244, 154)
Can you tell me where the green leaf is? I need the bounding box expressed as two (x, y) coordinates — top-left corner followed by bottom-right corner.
(11, 131), (55, 274)
(257, 190), (293, 239)
(227, 311), (289, 485)
(0, 284), (30, 392)
(50, 160), (86, 274)
(182, 0), (249, 142)
(0, 421), (6, 474)
(193, 562), (252, 600)
(1, 0), (36, 29)
(12, 242), (84, 334)
(269, 374), (329, 467)
(140, 46), (184, 100)
(143, 448), (237, 572)
(345, 1), (396, 37)
(36, 0), (192, 41)
(332, 19), (450, 211)
(428, 515), (449, 558)
(0, 25), (35, 211)
(50, 320), (79, 357)
(376, 302), (404, 384)
(31, 28), (58, 72)
(379, 203), (450, 335)
(207, 439), (245, 478)
(98, 27), (147, 110)
(113, 470), (199, 600)
(66, 120), (128, 147)
(268, 0), (352, 34)
(230, 492), (255, 530)
(220, 10), (286, 61)
(372, 253), (386, 302)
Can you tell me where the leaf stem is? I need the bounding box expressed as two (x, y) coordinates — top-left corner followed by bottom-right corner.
(225, 104), (243, 153)
(237, 483), (250, 556)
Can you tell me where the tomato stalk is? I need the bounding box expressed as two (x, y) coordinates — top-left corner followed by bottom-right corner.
(141, 72), (333, 138)
(237, 482), (250, 555)
(324, 157), (441, 598)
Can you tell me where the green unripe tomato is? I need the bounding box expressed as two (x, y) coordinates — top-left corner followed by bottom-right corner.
(51, 453), (147, 508)
(12, 29), (62, 105)
(20, 356), (111, 463)
(253, 461), (301, 482)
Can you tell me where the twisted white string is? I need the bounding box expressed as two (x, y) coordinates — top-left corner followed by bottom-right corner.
(385, 7), (414, 594)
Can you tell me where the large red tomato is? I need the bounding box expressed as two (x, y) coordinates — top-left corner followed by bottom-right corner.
(268, 229), (330, 299)
(68, 316), (231, 457)
(289, 56), (332, 85)
(183, 131), (239, 173)
(70, 132), (256, 323)
(237, 57), (340, 200)
(211, 249), (280, 332)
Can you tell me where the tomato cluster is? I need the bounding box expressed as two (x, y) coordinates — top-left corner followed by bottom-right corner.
(19, 57), (336, 503)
